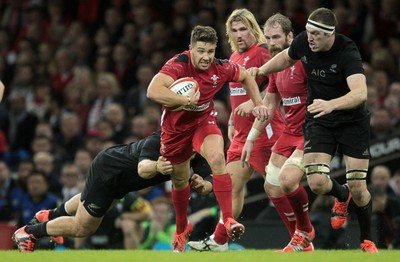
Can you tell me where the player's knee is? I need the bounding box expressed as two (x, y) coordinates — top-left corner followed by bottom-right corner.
(305, 163), (330, 194)
(206, 152), (225, 171)
(265, 162), (281, 187)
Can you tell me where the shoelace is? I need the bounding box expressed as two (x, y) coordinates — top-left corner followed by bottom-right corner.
(333, 200), (349, 216)
(290, 231), (311, 249)
(201, 237), (214, 251)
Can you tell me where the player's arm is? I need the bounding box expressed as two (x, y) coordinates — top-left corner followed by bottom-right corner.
(240, 92), (281, 163)
(138, 156), (173, 179)
(190, 174), (212, 195)
(237, 67), (263, 106)
(307, 74), (367, 118)
(0, 80), (4, 102)
(147, 73), (198, 108)
(236, 67), (268, 121)
(249, 49), (297, 78)
(333, 73), (367, 109)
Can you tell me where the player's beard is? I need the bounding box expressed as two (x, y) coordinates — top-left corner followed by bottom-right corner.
(269, 42), (290, 58)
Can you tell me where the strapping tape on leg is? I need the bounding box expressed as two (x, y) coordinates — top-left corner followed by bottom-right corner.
(305, 163), (330, 176)
(282, 157), (305, 173)
(346, 169), (367, 180)
(265, 162), (281, 186)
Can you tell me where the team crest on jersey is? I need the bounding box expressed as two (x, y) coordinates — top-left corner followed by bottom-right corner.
(290, 65), (296, 79)
(211, 74), (219, 88)
(301, 56), (307, 64)
(243, 56), (250, 67)
(330, 64), (338, 73)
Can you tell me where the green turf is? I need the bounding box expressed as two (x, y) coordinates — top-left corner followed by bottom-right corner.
(0, 249), (399, 262)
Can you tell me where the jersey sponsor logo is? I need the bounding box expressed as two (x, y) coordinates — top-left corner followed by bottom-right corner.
(311, 69), (326, 77)
(211, 74), (219, 88)
(230, 87), (246, 96)
(282, 96), (301, 106)
(184, 102), (210, 112)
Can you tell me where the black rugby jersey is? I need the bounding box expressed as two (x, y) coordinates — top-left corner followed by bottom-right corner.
(288, 31), (368, 125)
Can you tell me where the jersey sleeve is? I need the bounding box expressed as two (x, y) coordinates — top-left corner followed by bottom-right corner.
(138, 131), (161, 162)
(223, 60), (241, 82)
(159, 53), (188, 80)
(288, 31), (307, 60)
(341, 41), (364, 77)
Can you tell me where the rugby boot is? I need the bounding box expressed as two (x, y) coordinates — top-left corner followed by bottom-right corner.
(172, 222), (192, 253)
(224, 217), (245, 241)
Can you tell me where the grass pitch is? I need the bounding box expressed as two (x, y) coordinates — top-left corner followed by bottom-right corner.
(1, 249), (399, 262)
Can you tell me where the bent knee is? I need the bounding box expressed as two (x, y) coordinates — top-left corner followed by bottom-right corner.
(307, 174), (330, 195)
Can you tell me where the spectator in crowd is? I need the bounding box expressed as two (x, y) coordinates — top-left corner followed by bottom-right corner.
(33, 151), (62, 196)
(72, 148), (91, 175)
(86, 72), (121, 130)
(139, 196), (175, 250)
(369, 185), (400, 249)
(12, 170), (58, 228)
(389, 170), (400, 197)
(370, 107), (396, 141)
(59, 163), (81, 202)
(114, 192), (153, 249)
(0, 161), (17, 221)
(103, 102), (129, 144)
(125, 63), (156, 117)
(370, 165), (397, 197)
(54, 112), (85, 162)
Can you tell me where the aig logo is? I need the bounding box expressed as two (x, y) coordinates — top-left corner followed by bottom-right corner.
(311, 69), (326, 77)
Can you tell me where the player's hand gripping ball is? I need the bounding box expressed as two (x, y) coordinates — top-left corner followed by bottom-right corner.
(166, 77), (199, 111)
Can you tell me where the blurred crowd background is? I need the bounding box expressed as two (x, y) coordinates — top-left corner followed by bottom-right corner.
(0, 0), (399, 251)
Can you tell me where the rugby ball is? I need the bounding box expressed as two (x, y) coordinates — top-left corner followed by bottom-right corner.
(165, 77), (199, 111)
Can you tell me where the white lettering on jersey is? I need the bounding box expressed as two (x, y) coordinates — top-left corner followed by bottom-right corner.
(282, 96), (301, 106)
(311, 69), (326, 77)
(230, 87), (246, 96)
(184, 102), (210, 112)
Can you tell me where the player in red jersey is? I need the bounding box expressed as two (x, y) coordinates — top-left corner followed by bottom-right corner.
(188, 9), (284, 252)
(241, 13), (315, 252)
(146, 25), (268, 253)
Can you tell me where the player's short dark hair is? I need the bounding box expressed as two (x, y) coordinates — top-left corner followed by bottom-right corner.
(190, 25), (218, 45)
(309, 8), (337, 27)
(264, 13), (293, 35)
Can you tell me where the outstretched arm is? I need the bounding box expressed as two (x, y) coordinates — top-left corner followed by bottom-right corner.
(248, 49), (297, 78)
(236, 67), (268, 122)
(241, 92), (281, 164)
